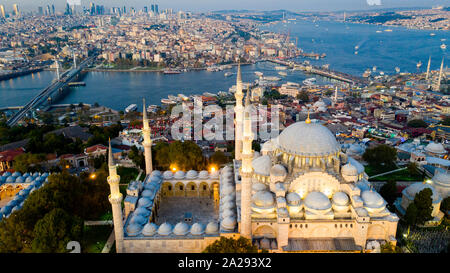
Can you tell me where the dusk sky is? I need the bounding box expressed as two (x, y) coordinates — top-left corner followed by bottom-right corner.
(1, 0), (448, 12)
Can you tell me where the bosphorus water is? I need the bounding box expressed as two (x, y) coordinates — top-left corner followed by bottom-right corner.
(1, 19), (448, 111)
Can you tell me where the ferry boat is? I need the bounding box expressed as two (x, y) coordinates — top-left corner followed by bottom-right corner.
(278, 71), (287, 76)
(384, 29), (393, 32)
(263, 76), (281, 81)
(354, 51), (358, 55)
(125, 104), (137, 113)
(379, 71), (385, 76)
(163, 69), (181, 74)
(254, 71), (263, 77)
(303, 78), (316, 86)
(178, 94), (189, 101)
(441, 43), (447, 50)
(224, 72), (233, 77)
(161, 99), (177, 105)
(430, 33), (436, 36)
(417, 61), (422, 68)
(355, 45), (359, 51)
(363, 69), (371, 77)
(275, 66), (287, 71)
(376, 30), (383, 33)
(203, 92), (217, 97)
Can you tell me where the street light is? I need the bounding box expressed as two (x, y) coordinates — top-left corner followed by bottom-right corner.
(90, 173), (96, 179)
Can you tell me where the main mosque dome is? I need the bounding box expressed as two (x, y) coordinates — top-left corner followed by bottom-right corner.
(277, 121), (339, 156)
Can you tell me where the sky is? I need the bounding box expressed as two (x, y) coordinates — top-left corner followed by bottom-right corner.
(0, 0), (448, 13)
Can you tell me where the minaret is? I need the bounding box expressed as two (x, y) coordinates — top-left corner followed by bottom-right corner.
(73, 51), (77, 69)
(142, 99), (153, 174)
(240, 92), (253, 239)
(107, 140), (124, 253)
(426, 56), (431, 81)
(333, 86), (338, 104)
(437, 58), (444, 91)
(55, 58), (60, 80)
(234, 60), (244, 161)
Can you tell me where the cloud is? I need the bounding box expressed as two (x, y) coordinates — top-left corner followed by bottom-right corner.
(366, 0), (382, 5)
(67, 0), (81, 5)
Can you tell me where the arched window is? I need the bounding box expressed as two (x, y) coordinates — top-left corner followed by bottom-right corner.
(179, 185), (183, 190)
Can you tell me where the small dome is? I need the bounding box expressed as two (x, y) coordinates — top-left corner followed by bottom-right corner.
(151, 170), (162, 177)
(210, 170), (219, 179)
(163, 171), (173, 179)
(150, 175), (161, 183)
(221, 184), (235, 195)
(222, 201), (235, 210)
(174, 171), (185, 179)
(348, 157), (365, 174)
(221, 194), (234, 204)
(254, 151), (261, 158)
(205, 222), (219, 234)
(126, 223), (142, 236)
(404, 182), (441, 203)
(425, 142), (446, 154)
(286, 192), (301, 206)
(173, 222), (190, 235)
(252, 191), (274, 207)
(142, 223), (158, 236)
(15, 176), (24, 183)
(134, 207), (151, 217)
(348, 144), (365, 154)
(221, 216), (236, 231)
(222, 209), (235, 218)
(341, 163), (358, 176)
(198, 170), (209, 179)
(270, 164), (287, 177)
(144, 182), (157, 191)
(190, 223), (204, 235)
(130, 214), (147, 226)
(252, 182), (267, 192)
(186, 170), (198, 179)
(157, 222), (172, 236)
(361, 191), (386, 209)
(304, 192), (331, 210)
(5, 176), (14, 183)
(252, 155), (271, 176)
(432, 171), (450, 198)
(137, 197), (152, 208)
(22, 173), (30, 178)
(1, 206), (11, 215)
(332, 192), (349, 206)
(2, 171), (11, 177)
(12, 172), (20, 177)
(261, 140), (274, 153)
(141, 189), (154, 198)
(25, 176), (33, 183)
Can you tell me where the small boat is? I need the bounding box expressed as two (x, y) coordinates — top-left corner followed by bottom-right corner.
(254, 71), (263, 77)
(303, 78), (316, 85)
(363, 69), (371, 77)
(430, 33), (436, 36)
(178, 94), (189, 101)
(168, 95), (178, 101)
(355, 45), (359, 50)
(275, 66), (287, 70)
(379, 71), (385, 76)
(264, 76), (281, 81)
(417, 61), (422, 68)
(224, 72), (233, 77)
(372, 66), (377, 72)
(384, 29), (393, 32)
(163, 70), (180, 74)
(278, 71), (287, 76)
(441, 43), (447, 50)
(376, 30), (382, 33)
(395, 67), (400, 73)
(161, 99), (176, 105)
(125, 104), (137, 113)
(354, 51), (359, 55)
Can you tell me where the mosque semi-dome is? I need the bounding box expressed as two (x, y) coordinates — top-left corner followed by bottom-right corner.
(361, 191), (386, 209)
(252, 155), (272, 176)
(252, 191), (275, 207)
(431, 171), (450, 198)
(126, 223), (142, 236)
(304, 191), (332, 211)
(286, 192), (301, 206)
(252, 182), (267, 192)
(277, 121), (340, 157)
(190, 223), (204, 235)
(270, 164), (287, 177)
(404, 182), (442, 203)
(332, 192), (350, 206)
(341, 163), (358, 176)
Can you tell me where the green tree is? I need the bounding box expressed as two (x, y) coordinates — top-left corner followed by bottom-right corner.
(407, 162), (421, 177)
(380, 241), (402, 253)
(203, 236), (258, 253)
(442, 117), (450, 126)
(252, 141), (261, 152)
(379, 180), (397, 205)
(414, 188), (433, 225)
(405, 203), (418, 226)
(441, 196), (450, 213)
(128, 145), (145, 170)
(362, 144), (397, 171)
(31, 208), (83, 253)
(296, 91), (309, 102)
(13, 153), (47, 173)
(209, 151), (230, 167)
(407, 119), (428, 128)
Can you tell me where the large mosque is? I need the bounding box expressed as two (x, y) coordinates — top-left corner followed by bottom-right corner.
(107, 64), (400, 253)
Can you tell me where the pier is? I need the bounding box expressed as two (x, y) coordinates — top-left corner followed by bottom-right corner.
(0, 68), (44, 81)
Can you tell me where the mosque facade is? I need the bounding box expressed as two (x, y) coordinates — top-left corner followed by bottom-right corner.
(108, 65), (400, 253)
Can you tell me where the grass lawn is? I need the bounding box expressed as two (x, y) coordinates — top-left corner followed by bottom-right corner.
(81, 225), (112, 253)
(369, 169), (425, 182)
(99, 211), (113, 221)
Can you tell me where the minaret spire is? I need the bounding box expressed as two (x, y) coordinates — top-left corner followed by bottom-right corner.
(234, 60), (244, 161)
(107, 138), (124, 253)
(305, 109), (311, 124)
(426, 56), (431, 81)
(240, 90), (253, 239)
(142, 98), (153, 174)
(437, 57), (444, 91)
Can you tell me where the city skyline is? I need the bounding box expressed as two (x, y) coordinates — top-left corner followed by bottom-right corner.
(0, 0), (448, 13)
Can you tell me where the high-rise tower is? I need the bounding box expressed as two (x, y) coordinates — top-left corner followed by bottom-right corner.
(142, 99), (153, 175)
(234, 61), (244, 161)
(107, 140), (124, 253)
(240, 93), (253, 239)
